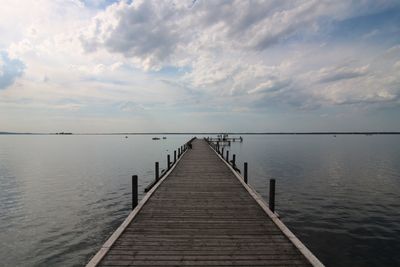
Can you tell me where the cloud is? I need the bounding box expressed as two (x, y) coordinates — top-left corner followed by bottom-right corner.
(248, 79), (291, 94)
(77, 0), (400, 112)
(78, 1), (351, 71)
(80, 1), (187, 70)
(315, 65), (370, 83)
(0, 51), (25, 90)
(118, 101), (144, 112)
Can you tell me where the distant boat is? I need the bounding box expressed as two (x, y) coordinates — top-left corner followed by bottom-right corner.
(125, 136), (128, 138)
(334, 135), (336, 137)
(152, 137), (160, 140)
(162, 136), (167, 139)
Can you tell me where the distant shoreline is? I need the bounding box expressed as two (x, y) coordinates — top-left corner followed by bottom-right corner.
(1, 132), (400, 135)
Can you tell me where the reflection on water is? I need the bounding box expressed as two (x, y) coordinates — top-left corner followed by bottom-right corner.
(228, 135), (400, 267)
(0, 134), (399, 266)
(0, 135), (191, 266)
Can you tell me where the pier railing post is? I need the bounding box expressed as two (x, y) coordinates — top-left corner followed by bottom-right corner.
(167, 154), (171, 169)
(155, 162), (159, 181)
(221, 147), (224, 157)
(174, 150), (177, 163)
(269, 179), (275, 213)
(226, 150), (229, 162)
(244, 162), (248, 184)
(132, 175), (138, 210)
(178, 148), (181, 157)
(232, 154), (236, 166)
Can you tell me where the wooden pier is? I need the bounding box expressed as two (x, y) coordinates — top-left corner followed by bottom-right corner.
(87, 138), (323, 266)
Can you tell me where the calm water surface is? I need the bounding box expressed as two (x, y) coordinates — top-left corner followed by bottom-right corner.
(0, 134), (399, 266)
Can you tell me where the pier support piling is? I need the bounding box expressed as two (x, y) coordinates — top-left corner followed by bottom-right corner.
(232, 154), (236, 166)
(244, 162), (248, 184)
(132, 175), (138, 210)
(174, 150), (177, 163)
(226, 150), (229, 162)
(155, 162), (159, 181)
(167, 154), (171, 169)
(269, 179), (276, 213)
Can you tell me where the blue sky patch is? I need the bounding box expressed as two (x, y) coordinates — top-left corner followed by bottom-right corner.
(0, 51), (25, 90)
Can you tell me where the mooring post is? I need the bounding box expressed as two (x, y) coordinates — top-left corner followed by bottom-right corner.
(269, 179), (276, 213)
(221, 147), (224, 157)
(244, 162), (248, 184)
(226, 150), (229, 162)
(167, 154), (171, 169)
(174, 150), (177, 163)
(155, 162), (159, 181)
(178, 148), (181, 157)
(132, 175), (138, 210)
(232, 154), (236, 166)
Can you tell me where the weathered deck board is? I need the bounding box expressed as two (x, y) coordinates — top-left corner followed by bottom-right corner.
(90, 139), (321, 266)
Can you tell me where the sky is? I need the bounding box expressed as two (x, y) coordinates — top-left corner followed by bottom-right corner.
(0, 0), (399, 133)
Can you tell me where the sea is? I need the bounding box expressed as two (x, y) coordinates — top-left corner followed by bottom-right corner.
(0, 134), (399, 266)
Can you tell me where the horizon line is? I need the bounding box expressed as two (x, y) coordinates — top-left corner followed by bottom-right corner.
(1, 131), (400, 135)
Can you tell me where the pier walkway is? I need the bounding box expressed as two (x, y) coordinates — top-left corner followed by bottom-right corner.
(87, 139), (322, 266)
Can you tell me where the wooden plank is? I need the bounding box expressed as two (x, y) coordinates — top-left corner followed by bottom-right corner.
(87, 139), (322, 267)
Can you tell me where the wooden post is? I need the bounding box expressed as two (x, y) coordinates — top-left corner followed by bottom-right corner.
(221, 147), (224, 157)
(155, 162), (159, 181)
(232, 154), (236, 166)
(174, 150), (177, 163)
(132, 175), (138, 210)
(226, 150), (229, 162)
(244, 162), (248, 184)
(178, 148), (181, 157)
(167, 154), (171, 169)
(269, 179), (275, 213)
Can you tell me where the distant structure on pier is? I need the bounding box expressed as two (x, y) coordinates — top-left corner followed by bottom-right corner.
(206, 133), (243, 146)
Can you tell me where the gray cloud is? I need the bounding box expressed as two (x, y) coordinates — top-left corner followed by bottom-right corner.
(80, 1), (187, 70)
(317, 65), (369, 83)
(79, 1), (342, 70)
(118, 101), (145, 112)
(248, 79), (291, 94)
(0, 51), (25, 90)
(78, 0), (400, 111)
